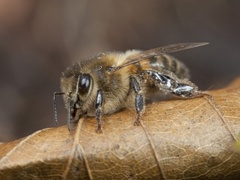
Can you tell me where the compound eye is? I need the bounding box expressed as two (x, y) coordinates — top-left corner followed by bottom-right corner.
(79, 74), (91, 94)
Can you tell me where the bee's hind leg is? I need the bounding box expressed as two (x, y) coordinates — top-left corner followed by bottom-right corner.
(140, 70), (209, 99)
(130, 76), (145, 126)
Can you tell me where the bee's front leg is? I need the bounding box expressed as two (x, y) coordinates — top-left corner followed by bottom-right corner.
(130, 76), (145, 126)
(95, 89), (103, 133)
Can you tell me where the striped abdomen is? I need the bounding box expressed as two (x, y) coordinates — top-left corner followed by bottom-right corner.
(138, 54), (190, 79)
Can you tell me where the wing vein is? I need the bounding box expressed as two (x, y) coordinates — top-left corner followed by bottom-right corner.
(110, 42), (209, 72)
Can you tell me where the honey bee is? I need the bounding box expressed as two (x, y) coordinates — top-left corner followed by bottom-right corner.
(53, 42), (209, 132)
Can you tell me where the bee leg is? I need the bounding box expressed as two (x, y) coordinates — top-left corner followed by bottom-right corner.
(53, 92), (65, 126)
(140, 70), (177, 90)
(171, 82), (209, 99)
(95, 89), (103, 133)
(141, 70), (207, 99)
(130, 76), (145, 126)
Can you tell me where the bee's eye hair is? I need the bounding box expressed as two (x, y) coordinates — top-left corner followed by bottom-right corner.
(78, 74), (90, 93)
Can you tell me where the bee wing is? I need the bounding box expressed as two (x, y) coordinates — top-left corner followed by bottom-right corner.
(110, 42), (209, 72)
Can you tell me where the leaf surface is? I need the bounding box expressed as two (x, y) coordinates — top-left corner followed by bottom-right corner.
(1, 78), (240, 179)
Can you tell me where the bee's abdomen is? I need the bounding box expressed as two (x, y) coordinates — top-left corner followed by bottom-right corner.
(147, 54), (190, 79)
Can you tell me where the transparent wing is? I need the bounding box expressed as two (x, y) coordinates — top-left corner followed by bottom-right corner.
(109, 42), (209, 72)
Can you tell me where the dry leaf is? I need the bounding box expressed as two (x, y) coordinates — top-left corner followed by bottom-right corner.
(1, 78), (240, 179)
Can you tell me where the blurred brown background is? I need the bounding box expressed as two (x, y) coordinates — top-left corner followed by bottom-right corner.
(0, 0), (239, 141)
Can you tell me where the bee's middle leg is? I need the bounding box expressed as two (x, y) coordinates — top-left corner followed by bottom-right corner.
(130, 76), (145, 126)
(95, 89), (103, 133)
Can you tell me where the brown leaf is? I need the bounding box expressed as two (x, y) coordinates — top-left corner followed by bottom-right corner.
(1, 78), (240, 179)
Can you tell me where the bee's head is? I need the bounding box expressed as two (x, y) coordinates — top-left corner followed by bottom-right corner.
(53, 69), (93, 130)
(61, 72), (93, 109)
